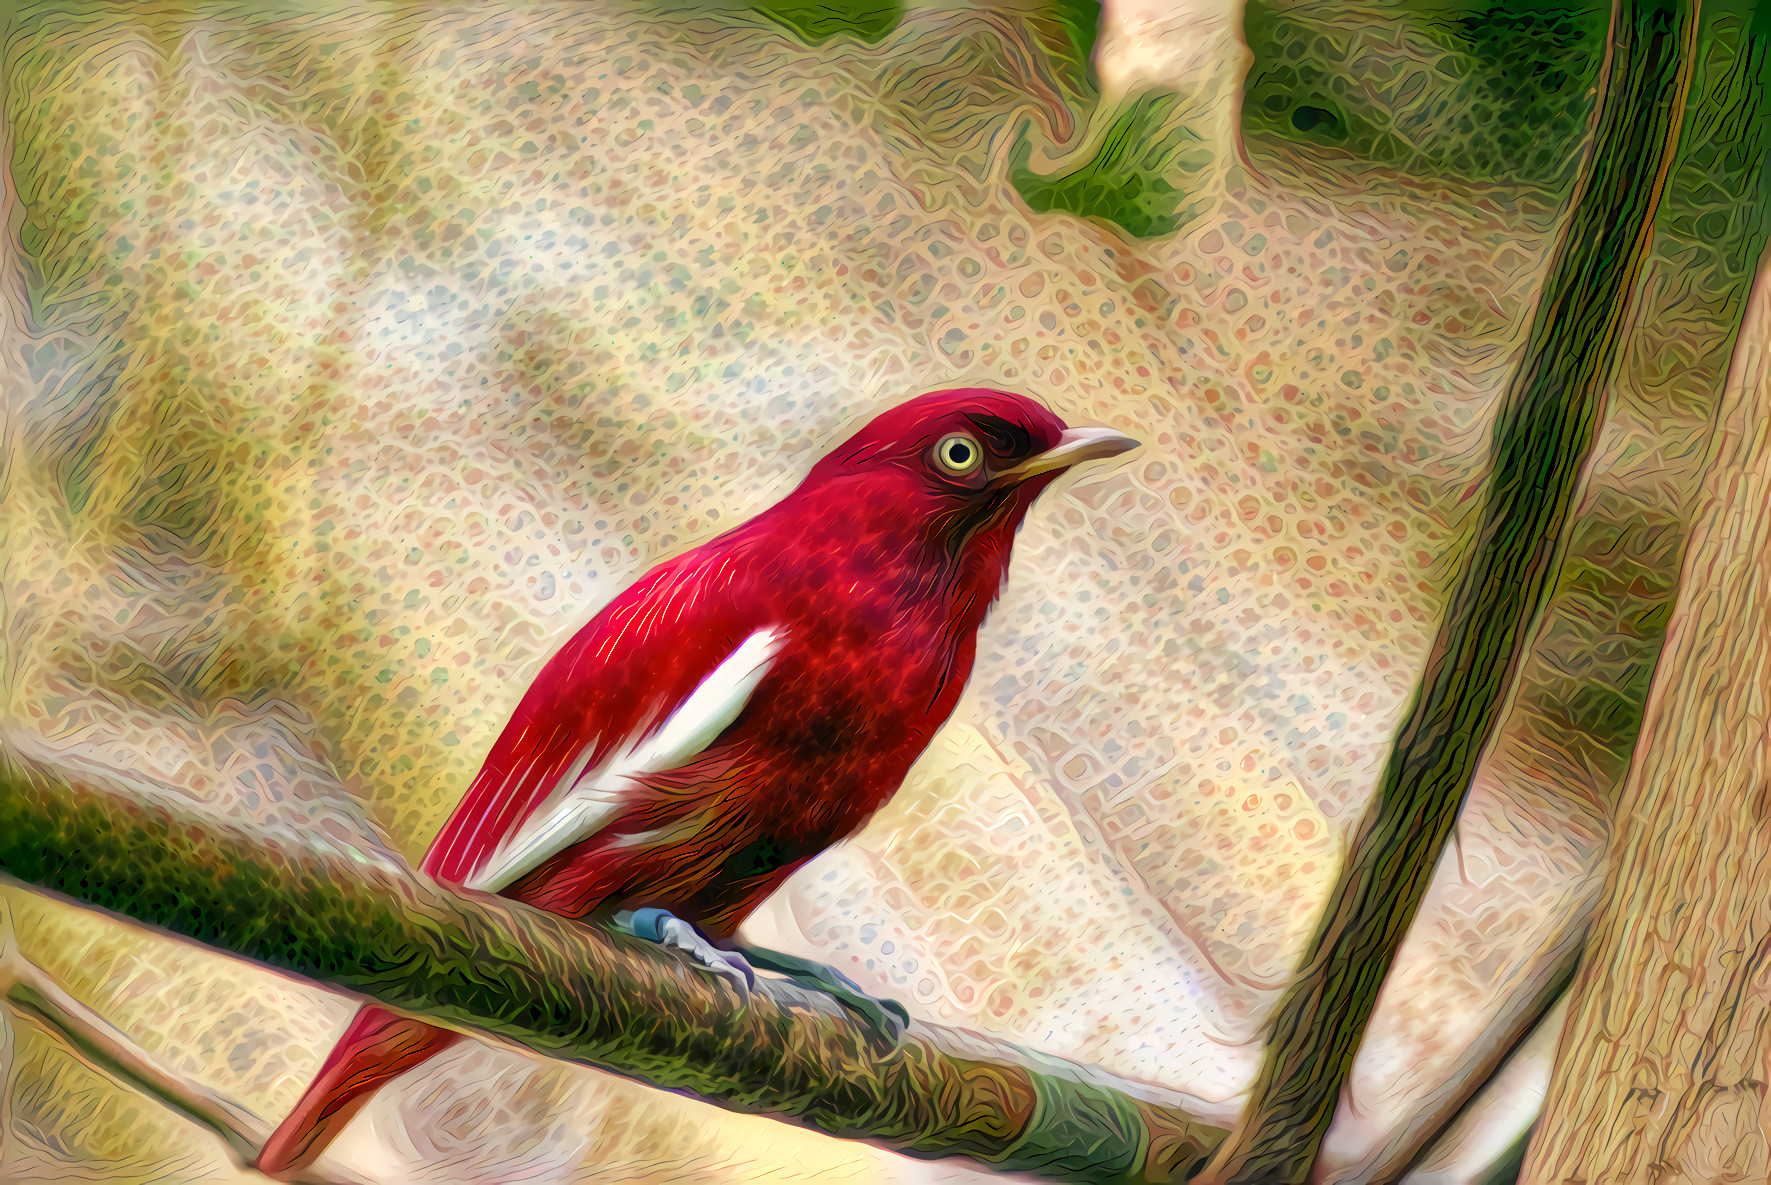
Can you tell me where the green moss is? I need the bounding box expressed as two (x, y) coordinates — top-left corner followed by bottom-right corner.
(1010, 95), (1205, 239)
(748, 0), (902, 44)
(1243, 0), (1607, 185)
(1044, 0), (1102, 90)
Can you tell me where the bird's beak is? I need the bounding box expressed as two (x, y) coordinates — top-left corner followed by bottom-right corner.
(990, 425), (1141, 486)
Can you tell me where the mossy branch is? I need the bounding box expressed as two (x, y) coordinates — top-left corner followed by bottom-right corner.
(0, 747), (1226, 1184)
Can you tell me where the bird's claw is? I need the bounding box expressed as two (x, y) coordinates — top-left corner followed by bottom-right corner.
(620, 912), (907, 1039)
(737, 944), (910, 1042)
(658, 916), (756, 994)
(830, 986), (909, 1042)
(624, 908), (755, 996)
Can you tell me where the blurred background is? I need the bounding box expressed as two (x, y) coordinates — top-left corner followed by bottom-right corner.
(0, 1), (1755, 1181)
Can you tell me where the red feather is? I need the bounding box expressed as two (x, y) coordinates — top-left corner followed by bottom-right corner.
(255, 388), (1127, 1177)
(419, 553), (765, 891)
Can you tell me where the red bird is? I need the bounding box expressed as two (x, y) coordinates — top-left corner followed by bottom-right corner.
(254, 388), (1137, 1175)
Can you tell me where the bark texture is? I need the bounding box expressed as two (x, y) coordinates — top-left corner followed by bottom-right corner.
(1197, 2), (1700, 1181)
(1521, 247), (1771, 1184)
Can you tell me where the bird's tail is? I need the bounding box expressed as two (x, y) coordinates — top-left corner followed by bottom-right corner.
(254, 1004), (460, 1179)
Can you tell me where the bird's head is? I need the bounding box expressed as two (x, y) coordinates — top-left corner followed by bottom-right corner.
(798, 388), (1139, 569)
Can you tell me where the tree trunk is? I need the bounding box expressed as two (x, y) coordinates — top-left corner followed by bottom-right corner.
(1196, 2), (1700, 1182)
(1520, 243), (1771, 1183)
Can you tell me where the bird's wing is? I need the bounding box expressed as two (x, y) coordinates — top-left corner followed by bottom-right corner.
(419, 552), (779, 894)
(465, 627), (781, 893)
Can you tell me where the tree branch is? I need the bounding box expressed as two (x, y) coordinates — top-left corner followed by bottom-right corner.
(1195, 1), (1700, 1181)
(1343, 913), (1588, 1183)
(0, 924), (265, 1168)
(1405, 989), (1571, 1185)
(0, 747), (1226, 1184)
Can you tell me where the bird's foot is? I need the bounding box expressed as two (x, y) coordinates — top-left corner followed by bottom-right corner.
(621, 908), (755, 995)
(616, 912), (907, 1040)
(735, 945), (909, 1042)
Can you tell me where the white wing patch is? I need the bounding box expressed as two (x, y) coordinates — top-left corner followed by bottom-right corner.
(466, 627), (784, 893)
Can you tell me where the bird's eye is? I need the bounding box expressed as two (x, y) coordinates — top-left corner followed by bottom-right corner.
(933, 432), (983, 477)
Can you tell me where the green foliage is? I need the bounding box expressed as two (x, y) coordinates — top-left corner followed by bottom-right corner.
(1456, 4), (1602, 174)
(1243, 0), (1607, 186)
(1473, 1124), (1532, 1185)
(747, 0), (902, 44)
(1662, 12), (1771, 273)
(1044, 0), (1102, 89)
(1004, 0), (1102, 98)
(1010, 95), (1210, 239)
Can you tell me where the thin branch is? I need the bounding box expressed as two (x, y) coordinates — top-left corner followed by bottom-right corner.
(0, 924), (11, 1170)
(1343, 910), (1589, 1183)
(1403, 990), (1571, 1184)
(0, 960), (255, 1163)
(0, 894), (357, 1180)
(0, 747), (1226, 1184)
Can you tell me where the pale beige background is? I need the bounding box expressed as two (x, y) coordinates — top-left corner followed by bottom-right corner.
(0, 2), (1734, 1182)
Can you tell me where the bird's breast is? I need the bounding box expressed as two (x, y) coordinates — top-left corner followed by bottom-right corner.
(737, 593), (972, 834)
